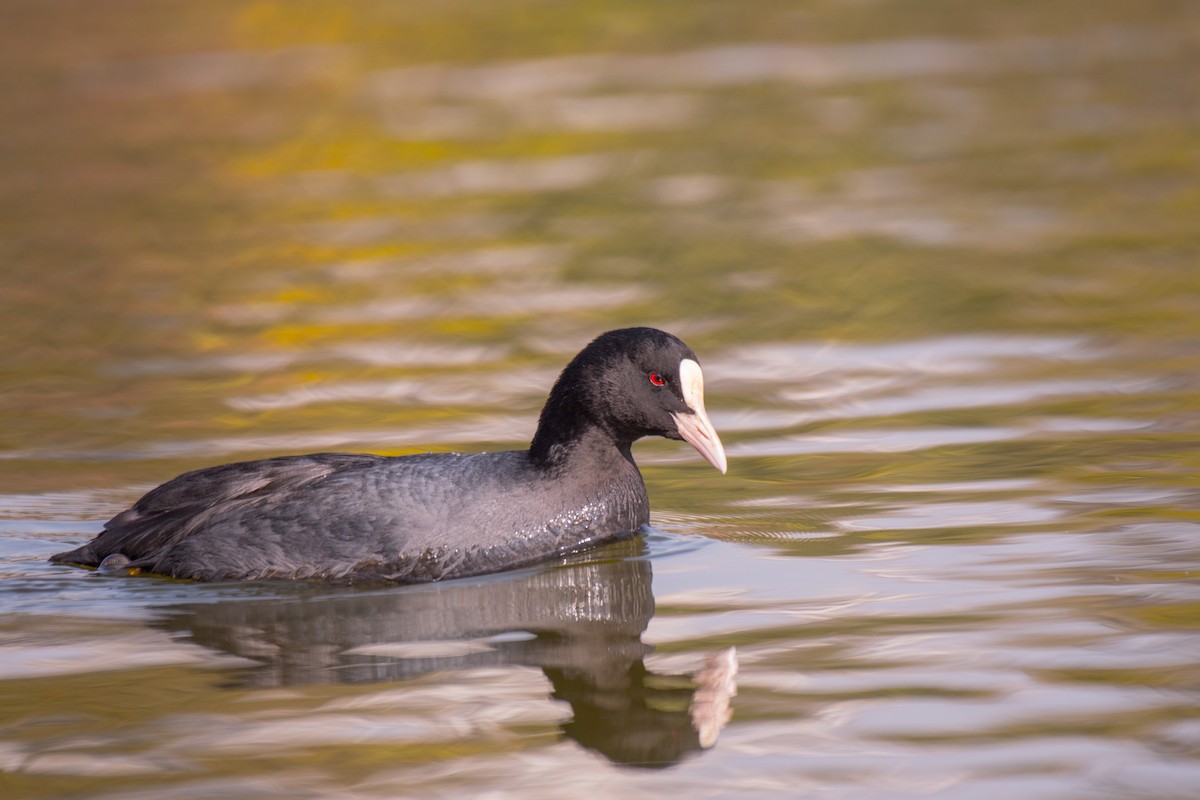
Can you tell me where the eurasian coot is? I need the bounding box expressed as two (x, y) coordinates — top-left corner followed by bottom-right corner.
(50, 327), (726, 583)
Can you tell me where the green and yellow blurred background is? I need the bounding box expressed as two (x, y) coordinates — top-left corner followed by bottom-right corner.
(2, 1), (1199, 796)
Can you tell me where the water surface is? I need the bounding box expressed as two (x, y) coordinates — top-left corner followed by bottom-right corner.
(2, 1), (1199, 797)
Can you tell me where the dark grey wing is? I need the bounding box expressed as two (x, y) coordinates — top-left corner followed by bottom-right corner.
(49, 453), (382, 567)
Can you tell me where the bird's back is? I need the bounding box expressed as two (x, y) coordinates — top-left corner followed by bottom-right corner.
(51, 450), (649, 583)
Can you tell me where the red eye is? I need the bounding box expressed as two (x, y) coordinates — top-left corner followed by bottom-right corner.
(648, 372), (665, 386)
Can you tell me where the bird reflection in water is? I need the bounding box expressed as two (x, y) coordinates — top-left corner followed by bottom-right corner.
(151, 537), (736, 767)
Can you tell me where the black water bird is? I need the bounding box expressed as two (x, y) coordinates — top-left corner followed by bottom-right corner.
(50, 328), (726, 583)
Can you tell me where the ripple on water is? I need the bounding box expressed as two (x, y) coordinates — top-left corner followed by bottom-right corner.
(367, 29), (1189, 101)
(375, 152), (635, 198)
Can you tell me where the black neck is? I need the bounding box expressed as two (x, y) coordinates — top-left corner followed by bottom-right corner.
(529, 401), (633, 473)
